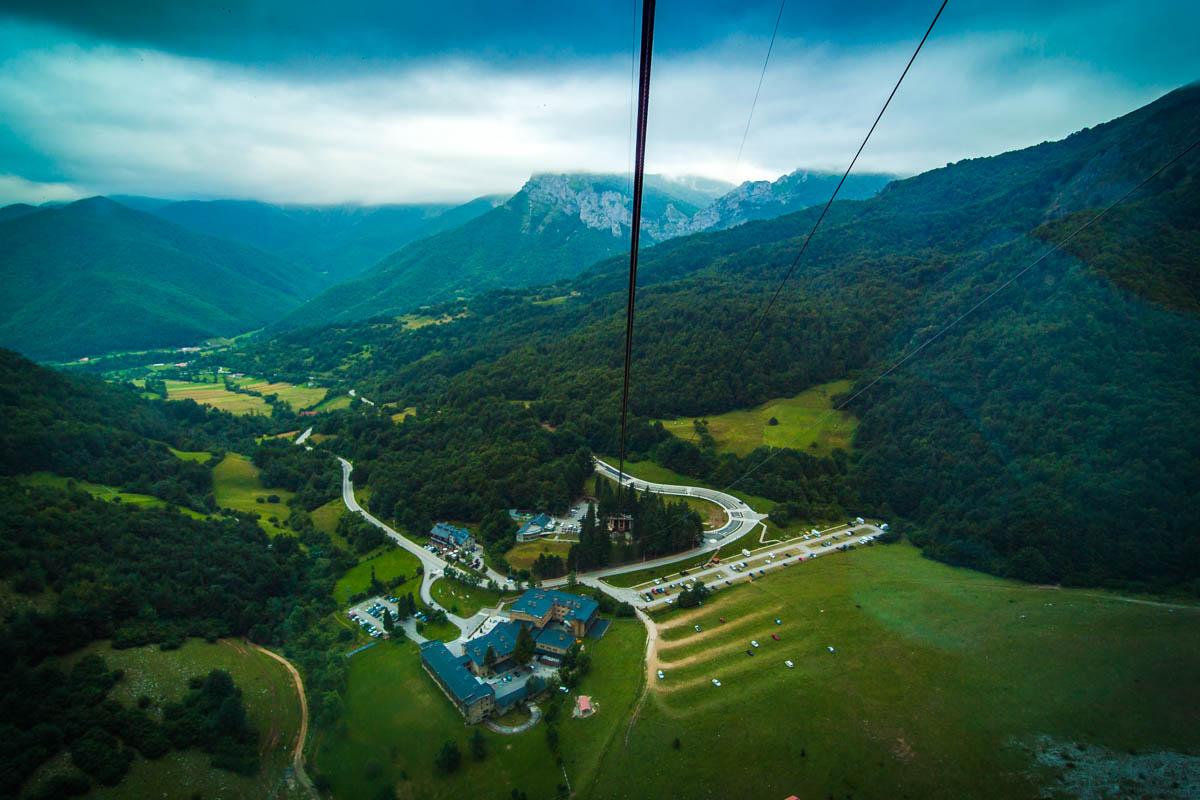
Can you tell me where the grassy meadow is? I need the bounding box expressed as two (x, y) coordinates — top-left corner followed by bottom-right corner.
(41, 639), (305, 800)
(659, 378), (857, 457)
(212, 453), (294, 537)
(588, 544), (1200, 800)
(333, 547), (422, 605)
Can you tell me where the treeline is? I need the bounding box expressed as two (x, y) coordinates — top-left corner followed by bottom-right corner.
(1, 647), (261, 797)
(568, 483), (705, 571)
(252, 440), (340, 511)
(0, 349), (276, 510)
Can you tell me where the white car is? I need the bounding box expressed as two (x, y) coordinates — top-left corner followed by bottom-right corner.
(653, 578), (662, 585)
(711, 678), (722, 687)
(827, 646), (836, 653)
(784, 660), (795, 668)
(694, 624), (702, 632)
(657, 670), (665, 680)
(666, 598), (675, 604)
(750, 640), (759, 648)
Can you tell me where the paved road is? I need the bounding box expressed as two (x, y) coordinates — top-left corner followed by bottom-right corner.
(545, 459), (769, 598)
(337, 457), (515, 638)
(593, 458), (766, 544)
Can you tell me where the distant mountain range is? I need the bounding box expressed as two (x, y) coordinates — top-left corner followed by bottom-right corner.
(279, 169), (892, 329)
(0, 167), (890, 358)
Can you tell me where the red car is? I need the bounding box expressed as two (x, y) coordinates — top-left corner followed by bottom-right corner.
(771, 633), (781, 641)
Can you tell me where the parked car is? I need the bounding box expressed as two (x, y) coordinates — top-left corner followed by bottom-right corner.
(750, 640), (759, 648)
(746, 649), (755, 657)
(657, 670), (665, 680)
(785, 660), (795, 668)
(772, 634), (781, 641)
(711, 678), (722, 687)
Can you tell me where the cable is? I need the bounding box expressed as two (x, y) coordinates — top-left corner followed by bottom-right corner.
(735, 0), (948, 363)
(735, 0), (788, 172)
(722, 134), (1200, 493)
(616, 0), (657, 508)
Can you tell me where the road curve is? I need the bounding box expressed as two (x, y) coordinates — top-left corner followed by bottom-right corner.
(337, 457), (515, 636)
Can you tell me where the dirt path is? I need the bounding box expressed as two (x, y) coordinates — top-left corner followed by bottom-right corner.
(249, 642), (317, 799)
(623, 609), (658, 748)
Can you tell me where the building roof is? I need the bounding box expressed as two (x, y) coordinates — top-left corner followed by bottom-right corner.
(430, 522), (471, 545)
(420, 641), (493, 705)
(576, 695), (592, 713)
(530, 513), (552, 527)
(510, 588), (599, 625)
(463, 619), (524, 667)
(535, 625), (576, 651)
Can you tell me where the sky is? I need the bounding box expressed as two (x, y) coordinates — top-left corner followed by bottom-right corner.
(0, 0), (1196, 205)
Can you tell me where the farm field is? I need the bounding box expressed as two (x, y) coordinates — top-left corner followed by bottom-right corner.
(21, 473), (209, 520)
(313, 618), (645, 800)
(230, 377), (327, 410)
(212, 453), (294, 537)
(659, 378), (857, 457)
(163, 379), (270, 415)
(311, 394), (352, 413)
(503, 538), (574, 571)
(429, 576), (517, 617)
(46, 639), (305, 800)
(334, 547), (422, 605)
(589, 544), (1200, 800)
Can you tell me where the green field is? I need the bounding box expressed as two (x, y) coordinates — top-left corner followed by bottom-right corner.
(313, 618), (645, 800)
(588, 544), (1200, 800)
(311, 394), (352, 413)
(22, 473), (209, 520)
(164, 380), (270, 415)
(212, 453), (294, 537)
(231, 377), (328, 410)
(334, 547), (422, 605)
(390, 406), (416, 424)
(37, 639), (304, 800)
(659, 378), (857, 457)
(168, 446), (215, 463)
(429, 576), (517, 617)
(503, 539), (574, 571)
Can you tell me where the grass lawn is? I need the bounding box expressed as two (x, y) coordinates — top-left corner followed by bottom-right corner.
(43, 638), (304, 800)
(589, 544), (1200, 800)
(430, 577), (518, 617)
(164, 379), (270, 415)
(231, 377), (328, 411)
(658, 378), (857, 457)
(334, 547), (423, 606)
(313, 619), (645, 800)
(21, 473), (209, 520)
(504, 539), (574, 572)
(212, 453), (294, 537)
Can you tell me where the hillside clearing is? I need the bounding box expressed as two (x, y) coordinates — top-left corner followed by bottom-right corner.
(659, 378), (857, 457)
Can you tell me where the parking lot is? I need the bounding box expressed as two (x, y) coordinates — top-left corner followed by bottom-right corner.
(347, 593), (444, 639)
(633, 523), (886, 608)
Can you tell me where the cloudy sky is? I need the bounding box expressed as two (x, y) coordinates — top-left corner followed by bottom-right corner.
(0, 0), (1196, 205)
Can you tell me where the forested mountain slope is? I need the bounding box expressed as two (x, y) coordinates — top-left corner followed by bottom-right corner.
(144, 195), (501, 286)
(0, 197), (319, 360)
(226, 84), (1200, 593)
